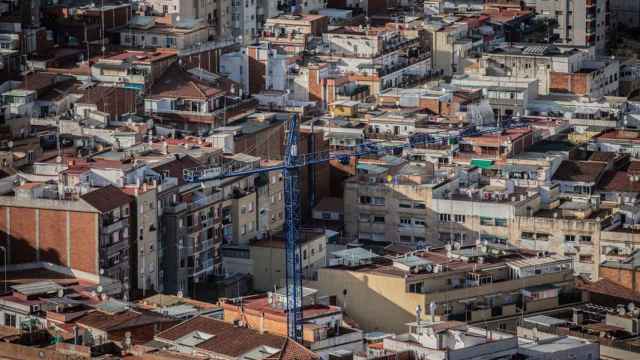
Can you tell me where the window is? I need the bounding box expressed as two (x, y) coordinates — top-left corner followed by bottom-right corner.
(522, 232), (534, 240)
(399, 202), (412, 208)
(400, 235), (412, 242)
(565, 235), (576, 242)
(241, 224), (247, 235)
(271, 195), (275, 204)
(248, 203), (254, 212)
(373, 197), (385, 206)
(319, 243), (323, 252)
(360, 196), (372, 204)
(303, 249), (307, 260)
(359, 214), (370, 222)
(480, 217), (494, 226)
(414, 202), (426, 209)
(413, 219), (426, 227)
(439, 214), (451, 223)
(373, 216), (385, 224)
(4, 313), (16, 328)
(439, 232), (451, 241)
(241, 206), (246, 215)
(454, 214), (465, 223)
(400, 217), (411, 225)
(579, 255), (593, 264)
(495, 218), (507, 227)
(580, 235), (592, 243)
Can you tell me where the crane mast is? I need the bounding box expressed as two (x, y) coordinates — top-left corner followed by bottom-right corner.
(183, 114), (528, 342)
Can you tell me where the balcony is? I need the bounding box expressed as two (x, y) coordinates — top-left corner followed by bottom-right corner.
(194, 239), (215, 253)
(192, 258), (215, 276)
(308, 328), (362, 351)
(102, 239), (129, 256)
(102, 216), (129, 234)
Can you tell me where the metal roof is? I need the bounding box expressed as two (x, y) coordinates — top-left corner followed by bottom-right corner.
(393, 255), (432, 268)
(11, 280), (63, 296)
(332, 247), (378, 261)
(524, 315), (567, 328)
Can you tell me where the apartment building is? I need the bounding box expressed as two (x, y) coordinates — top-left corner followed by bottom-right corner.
(451, 75), (539, 118)
(144, 64), (229, 132)
(478, 45), (617, 97)
(89, 50), (177, 92)
(261, 14), (329, 55)
(152, 155), (224, 297)
(343, 161), (451, 244)
(0, 184), (134, 290)
(231, 0), (258, 44)
(142, 0), (219, 27)
(426, 21), (480, 76)
(310, 245), (577, 333)
(320, 26), (431, 95)
(609, 0), (640, 28)
(221, 288), (364, 357)
(535, 0), (608, 53)
(219, 43), (289, 96)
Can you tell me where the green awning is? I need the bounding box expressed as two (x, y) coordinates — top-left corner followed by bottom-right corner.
(471, 159), (494, 169)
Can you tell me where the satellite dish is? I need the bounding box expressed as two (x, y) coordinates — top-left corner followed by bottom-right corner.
(57, 288), (64, 298)
(425, 264), (433, 273)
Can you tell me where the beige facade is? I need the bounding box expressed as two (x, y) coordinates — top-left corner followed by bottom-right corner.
(308, 253), (575, 333)
(250, 231), (327, 291)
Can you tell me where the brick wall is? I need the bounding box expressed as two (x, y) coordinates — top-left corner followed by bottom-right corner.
(0, 206), (98, 275)
(600, 266), (640, 292)
(0, 341), (89, 360)
(247, 47), (266, 95)
(549, 72), (590, 96)
(308, 66), (323, 105)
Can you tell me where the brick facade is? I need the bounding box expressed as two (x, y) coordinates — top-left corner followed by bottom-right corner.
(0, 206), (98, 275)
(599, 265), (640, 292)
(549, 72), (589, 96)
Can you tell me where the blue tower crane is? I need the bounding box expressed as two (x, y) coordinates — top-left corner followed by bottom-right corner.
(183, 114), (516, 342)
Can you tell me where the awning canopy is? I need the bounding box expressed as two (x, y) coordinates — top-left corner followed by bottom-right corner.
(471, 159), (494, 169)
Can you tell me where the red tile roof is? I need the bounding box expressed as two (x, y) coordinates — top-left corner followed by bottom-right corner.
(598, 171), (640, 193)
(552, 160), (607, 183)
(266, 338), (320, 360)
(80, 185), (132, 213)
(576, 278), (640, 303)
(157, 316), (287, 357)
(148, 65), (224, 100)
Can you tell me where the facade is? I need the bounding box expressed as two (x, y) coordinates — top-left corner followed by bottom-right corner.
(535, 0), (608, 53)
(478, 45), (617, 97)
(152, 155), (224, 297)
(221, 288), (364, 358)
(309, 245), (577, 333)
(0, 185), (133, 291)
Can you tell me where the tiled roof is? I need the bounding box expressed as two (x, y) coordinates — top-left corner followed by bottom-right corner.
(148, 64), (224, 100)
(598, 171), (640, 193)
(588, 151), (616, 163)
(80, 185), (132, 213)
(576, 278), (640, 303)
(552, 160), (607, 183)
(156, 316), (286, 357)
(76, 308), (174, 332)
(266, 338), (320, 360)
(151, 155), (201, 185)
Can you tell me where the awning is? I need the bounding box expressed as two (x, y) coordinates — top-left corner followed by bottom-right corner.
(470, 159), (494, 169)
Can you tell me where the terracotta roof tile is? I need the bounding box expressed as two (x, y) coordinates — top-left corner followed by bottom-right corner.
(157, 317), (287, 357)
(80, 185), (132, 213)
(576, 278), (640, 303)
(148, 65), (224, 100)
(552, 160), (607, 183)
(267, 338), (320, 360)
(598, 171), (640, 193)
